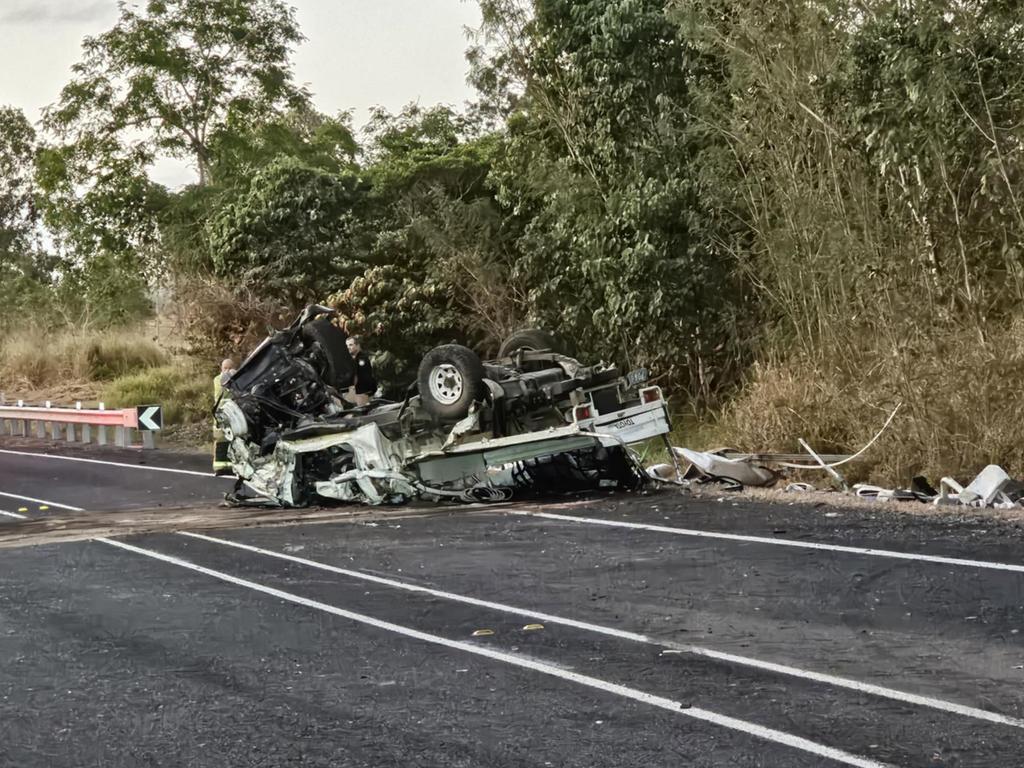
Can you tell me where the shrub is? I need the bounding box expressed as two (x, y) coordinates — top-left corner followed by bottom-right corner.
(84, 333), (167, 380)
(101, 365), (212, 426)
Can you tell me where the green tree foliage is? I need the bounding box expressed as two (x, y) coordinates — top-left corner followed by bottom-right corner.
(45, 0), (307, 185)
(28, 0), (309, 329)
(0, 106), (36, 256)
(0, 106), (55, 328)
(32, 137), (165, 327)
(473, 0), (747, 399)
(161, 106), (359, 278)
(674, 0), (1024, 349)
(207, 156), (366, 306)
(332, 106), (524, 388)
(210, 106), (358, 186)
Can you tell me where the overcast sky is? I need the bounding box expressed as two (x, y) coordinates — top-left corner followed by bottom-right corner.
(0, 0), (482, 187)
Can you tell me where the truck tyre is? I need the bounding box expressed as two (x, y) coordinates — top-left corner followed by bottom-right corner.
(498, 329), (563, 357)
(301, 317), (354, 389)
(417, 344), (487, 420)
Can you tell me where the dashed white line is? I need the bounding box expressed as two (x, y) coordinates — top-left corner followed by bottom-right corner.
(0, 509), (27, 520)
(514, 510), (1024, 574)
(0, 448), (229, 479)
(181, 530), (1024, 729)
(101, 536), (894, 768)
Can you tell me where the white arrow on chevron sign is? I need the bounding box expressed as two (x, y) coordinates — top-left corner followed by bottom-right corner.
(138, 405), (162, 431)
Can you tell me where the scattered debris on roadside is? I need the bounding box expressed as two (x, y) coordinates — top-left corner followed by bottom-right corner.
(659, 400), (1024, 511)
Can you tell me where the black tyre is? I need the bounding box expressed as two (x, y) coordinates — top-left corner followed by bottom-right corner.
(301, 317), (354, 388)
(417, 344), (487, 420)
(498, 329), (563, 357)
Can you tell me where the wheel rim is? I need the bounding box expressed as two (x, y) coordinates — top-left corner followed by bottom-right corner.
(428, 364), (464, 405)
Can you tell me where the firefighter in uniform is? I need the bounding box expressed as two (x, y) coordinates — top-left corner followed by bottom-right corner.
(212, 358), (236, 475)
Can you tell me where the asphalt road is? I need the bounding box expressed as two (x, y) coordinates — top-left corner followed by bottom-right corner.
(1, 438), (1023, 767)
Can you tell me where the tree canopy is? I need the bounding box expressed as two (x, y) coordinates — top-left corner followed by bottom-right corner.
(45, 0), (307, 185)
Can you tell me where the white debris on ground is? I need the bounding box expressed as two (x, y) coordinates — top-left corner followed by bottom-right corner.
(657, 446), (1024, 511)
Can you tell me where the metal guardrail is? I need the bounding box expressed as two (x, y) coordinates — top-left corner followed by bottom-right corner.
(0, 400), (162, 449)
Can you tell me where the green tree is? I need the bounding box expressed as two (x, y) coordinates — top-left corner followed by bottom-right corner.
(472, 0), (747, 401)
(0, 106), (36, 254)
(332, 106), (524, 388)
(0, 106), (55, 327)
(207, 156), (367, 307)
(160, 106), (359, 279)
(45, 0), (307, 185)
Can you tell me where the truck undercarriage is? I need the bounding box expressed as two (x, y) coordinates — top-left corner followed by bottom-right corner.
(215, 306), (672, 506)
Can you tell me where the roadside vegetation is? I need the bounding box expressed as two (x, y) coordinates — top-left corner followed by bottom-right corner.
(100, 365), (212, 426)
(0, 327), (166, 391)
(1, 0), (1022, 483)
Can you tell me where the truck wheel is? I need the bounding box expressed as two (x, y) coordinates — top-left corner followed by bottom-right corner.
(417, 345), (487, 420)
(301, 317), (354, 389)
(498, 329), (563, 357)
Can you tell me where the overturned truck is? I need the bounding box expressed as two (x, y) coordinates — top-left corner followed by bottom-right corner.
(214, 305), (672, 506)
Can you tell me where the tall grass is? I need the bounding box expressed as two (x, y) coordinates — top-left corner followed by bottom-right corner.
(680, 3), (1024, 484)
(0, 326), (211, 429)
(710, 318), (1024, 484)
(0, 327), (167, 389)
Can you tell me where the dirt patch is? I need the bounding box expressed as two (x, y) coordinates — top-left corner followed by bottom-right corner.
(0, 503), (492, 549)
(2, 382), (104, 407)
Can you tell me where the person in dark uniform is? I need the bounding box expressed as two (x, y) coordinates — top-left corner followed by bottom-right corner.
(345, 336), (377, 406)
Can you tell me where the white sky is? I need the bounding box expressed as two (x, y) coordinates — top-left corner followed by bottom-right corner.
(0, 0), (482, 187)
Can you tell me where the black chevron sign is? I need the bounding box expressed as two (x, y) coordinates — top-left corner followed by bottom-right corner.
(137, 405), (163, 431)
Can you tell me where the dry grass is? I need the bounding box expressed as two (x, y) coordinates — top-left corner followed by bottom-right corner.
(0, 327), (167, 389)
(708, 319), (1024, 485)
(0, 325), (211, 432)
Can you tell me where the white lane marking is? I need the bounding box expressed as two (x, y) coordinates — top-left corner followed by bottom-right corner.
(10, 487), (1020, 730)
(0, 448), (230, 479)
(0, 491), (82, 511)
(514, 511), (1024, 574)
(102, 537), (892, 768)
(0, 509), (27, 519)
(181, 531), (1024, 729)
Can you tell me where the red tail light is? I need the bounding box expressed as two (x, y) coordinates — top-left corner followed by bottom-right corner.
(640, 386), (663, 404)
(572, 404), (593, 422)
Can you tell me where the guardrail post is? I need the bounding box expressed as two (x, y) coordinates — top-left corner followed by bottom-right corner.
(16, 419), (26, 436)
(97, 403), (108, 445)
(35, 420), (45, 438)
(115, 426), (128, 448)
(142, 431), (156, 449)
(82, 424), (92, 444)
(66, 423), (76, 442)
